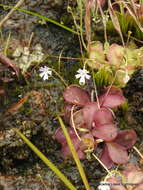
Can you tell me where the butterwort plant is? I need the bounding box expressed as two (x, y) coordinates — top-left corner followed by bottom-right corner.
(105, 163), (143, 190)
(54, 85), (137, 168)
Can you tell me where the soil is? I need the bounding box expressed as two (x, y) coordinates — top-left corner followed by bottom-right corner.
(0, 1), (143, 190)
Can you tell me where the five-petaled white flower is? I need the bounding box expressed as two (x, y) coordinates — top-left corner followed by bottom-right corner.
(98, 181), (110, 190)
(75, 68), (91, 85)
(39, 66), (52, 80)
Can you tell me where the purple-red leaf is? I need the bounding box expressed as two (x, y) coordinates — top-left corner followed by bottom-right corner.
(54, 127), (85, 159)
(83, 102), (98, 129)
(99, 86), (126, 108)
(93, 108), (114, 127)
(92, 123), (118, 141)
(114, 130), (137, 149)
(54, 127), (76, 145)
(63, 85), (90, 106)
(106, 142), (128, 164)
(101, 145), (114, 169)
(54, 128), (67, 145)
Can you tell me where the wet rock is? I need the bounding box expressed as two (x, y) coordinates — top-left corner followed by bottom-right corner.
(0, 174), (58, 190)
(124, 67), (143, 137)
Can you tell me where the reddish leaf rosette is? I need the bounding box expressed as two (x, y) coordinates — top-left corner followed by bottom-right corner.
(55, 84), (136, 169)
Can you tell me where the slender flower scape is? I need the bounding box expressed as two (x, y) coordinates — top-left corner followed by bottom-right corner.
(75, 68), (91, 85)
(39, 66), (52, 80)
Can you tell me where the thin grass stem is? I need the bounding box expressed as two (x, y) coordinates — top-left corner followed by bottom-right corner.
(0, 4), (77, 34)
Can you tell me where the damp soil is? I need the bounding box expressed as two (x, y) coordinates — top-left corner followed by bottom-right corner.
(0, 1), (143, 190)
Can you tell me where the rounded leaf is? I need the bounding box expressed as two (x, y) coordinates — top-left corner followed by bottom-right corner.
(106, 142), (128, 164)
(92, 123), (118, 141)
(100, 145), (114, 169)
(107, 44), (124, 66)
(93, 108), (114, 127)
(83, 102), (99, 129)
(54, 127), (76, 145)
(99, 86), (126, 108)
(114, 130), (137, 149)
(63, 85), (90, 106)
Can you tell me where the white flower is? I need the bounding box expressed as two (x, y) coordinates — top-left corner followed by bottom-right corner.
(75, 68), (91, 85)
(98, 181), (110, 190)
(39, 66), (52, 80)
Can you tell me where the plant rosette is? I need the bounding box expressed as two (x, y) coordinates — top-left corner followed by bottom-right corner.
(54, 85), (137, 168)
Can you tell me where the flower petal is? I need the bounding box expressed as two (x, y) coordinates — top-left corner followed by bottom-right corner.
(43, 74), (49, 80)
(106, 142), (128, 164)
(85, 74), (91, 80)
(92, 123), (118, 141)
(99, 86), (126, 108)
(100, 145), (114, 169)
(75, 73), (82, 79)
(83, 102), (99, 129)
(63, 85), (90, 106)
(79, 76), (86, 85)
(114, 130), (137, 149)
(93, 108), (114, 127)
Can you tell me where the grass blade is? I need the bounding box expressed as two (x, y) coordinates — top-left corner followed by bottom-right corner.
(58, 116), (91, 190)
(14, 128), (77, 190)
(0, 4), (78, 34)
